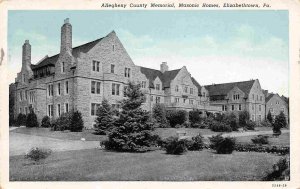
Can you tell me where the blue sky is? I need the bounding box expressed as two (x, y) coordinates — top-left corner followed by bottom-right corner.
(8, 10), (289, 96)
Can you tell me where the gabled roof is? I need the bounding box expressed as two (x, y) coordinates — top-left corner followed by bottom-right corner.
(31, 37), (104, 70)
(191, 77), (202, 95)
(140, 67), (180, 88)
(265, 93), (275, 102)
(205, 80), (255, 97)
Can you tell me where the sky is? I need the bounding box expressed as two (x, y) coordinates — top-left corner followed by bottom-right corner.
(8, 10), (289, 96)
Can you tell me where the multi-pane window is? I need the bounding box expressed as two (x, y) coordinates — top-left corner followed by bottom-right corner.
(222, 105), (227, 111)
(25, 90), (28, 100)
(111, 64), (115, 73)
(259, 105), (261, 111)
(189, 99), (193, 105)
(156, 84), (160, 90)
(61, 62), (65, 73)
(125, 67), (131, 77)
(47, 104), (53, 117)
(19, 91), (23, 101)
(155, 96), (160, 103)
(48, 84), (54, 96)
(29, 91), (35, 103)
(175, 85), (179, 92)
(276, 101), (280, 105)
(232, 105), (234, 111)
(184, 87), (188, 93)
(57, 104), (61, 117)
(112, 83), (120, 95)
(63, 81), (68, 95)
(57, 83), (61, 96)
(175, 98), (180, 103)
(91, 103), (101, 116)
(65, 103), (69, 113)
(190, 88), (193, 94)
(233, 94), (240, 100)
(91, 81), (101, 94)
(92, 60), (100, 72)
(239, 104), (242, 111)
(141, 81), (146, 88)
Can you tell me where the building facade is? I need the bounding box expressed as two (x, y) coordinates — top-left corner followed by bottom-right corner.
(13, 19), (220, 129)
(205, 79), (266, 123)
(265, 93), (289, 121)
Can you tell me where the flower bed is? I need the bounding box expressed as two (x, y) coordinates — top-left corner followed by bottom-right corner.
(235, 143), (289, 155)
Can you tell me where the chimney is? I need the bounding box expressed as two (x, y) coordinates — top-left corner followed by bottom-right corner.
(60, 18), (72, 53)
(160, 62), (169, 73)
(22, 40), (31, 70)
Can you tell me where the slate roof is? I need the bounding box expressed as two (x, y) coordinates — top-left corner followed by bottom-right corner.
(31, 37), (104, 70)
(191, 77), (202, 95)
(205, 80), (255, 97)
(265, 93), (275, 102)
(140, 67), (180, 88)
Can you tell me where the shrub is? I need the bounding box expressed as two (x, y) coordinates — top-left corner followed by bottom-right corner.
(209, 134), (236, 154)
(16, 113), (27, 126)
(259, 120), (272, 127)
(214, 113), (225, 122)
(164, 136), (187, 155)
(234, 144), (289, 155)
(273, 112), (287, 134)
(26, 109), (39, 127)
(52, 112), (72, 131)
(201, 116), (214, 129)
(94, 99), (114, 135)
(224, 113), (238, 131)
(251, 135), (269, 145)
(186, 134), (204, 151)
(245, 120), (256, 130)
(210, 121), (232, 132)
(182, 121), (191, 128)
(152, 103), (168, 126)
(41, 116), (51, 128)
(263, 156), (290, 181)
(25, 147), (52, 161)
(166, 110), (187, 127)
(238, 111), (250, 127)
(103, 82), (160, 152)
(189, 109), (201, 127)
(70, 111), (84, 132)
(267, 110), (273, 123)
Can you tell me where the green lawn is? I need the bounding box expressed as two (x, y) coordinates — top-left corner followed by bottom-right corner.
(154, 128), (221, 139)
(236, 133), (290, 146)
(10, 149), (282, 181)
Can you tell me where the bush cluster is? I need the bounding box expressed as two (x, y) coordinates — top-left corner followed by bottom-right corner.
(166, 110), (187, 127)
(26, 109), (39, 128)
(25, 147), (52, 162)
(152, 103), (169, 127)
(210, 122), (232, 132)
(41, 116), (51, 128)
(209, 134), (236, 154)
(186, 134), (204, 151)
(51, 111), (84, 132)
(189, 109), (202, 127)
(263, 156), (290, 181)
(164, 136), (187, 155)
(251, 135), (269, 145)
(16, 113), (27, 126)
(234, 143), (289, 155)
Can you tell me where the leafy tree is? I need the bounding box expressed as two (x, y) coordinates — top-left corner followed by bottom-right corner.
(267, 110), (273, 123)
(189, 109), (202, 127)
(238, 110), (250, 127)
(41, 116), (51, 128)
(166, 110), (187, 127)
(103, 82), (160, 152)
(70, 111), (84, 132)
(95, 99), (114, 135)
(273, 111), (287, 135)
(224, 113), (238, 131)
(152, 103), (168, 127)
(16, 113), (27, 126)
(26, 108), (39, 127)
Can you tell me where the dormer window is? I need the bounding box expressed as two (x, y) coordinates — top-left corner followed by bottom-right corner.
(233, 94), (240, 100)
(156, 84), (160, 90)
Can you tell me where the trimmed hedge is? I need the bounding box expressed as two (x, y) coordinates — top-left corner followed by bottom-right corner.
(210, 121), (232, 132)
(235, 143), (289, 155)
(251, 135), (269, 145)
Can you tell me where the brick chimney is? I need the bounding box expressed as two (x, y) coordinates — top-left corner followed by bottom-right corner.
(160, 62), (169, 73)
(22, 40), (31, 70)
(60, 18), (72, 53)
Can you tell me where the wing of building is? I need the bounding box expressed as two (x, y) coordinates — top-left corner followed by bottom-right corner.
(12, 18), (221, 129)
(264, 92), (289, 121)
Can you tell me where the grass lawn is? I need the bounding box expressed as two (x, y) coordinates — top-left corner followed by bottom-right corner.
(12, 127), (105, 141)
(10, 149), (282, 181)
(236, 133), (290, 146)
(154, 128), (220, 139)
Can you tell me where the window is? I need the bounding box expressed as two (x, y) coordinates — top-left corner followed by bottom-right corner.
(155, 96), (160, 103)
(232, 105), (234, 111)
(112, 83), (120, 95)
(91, 81), (101, 94)
(233, 94), (240, 100)
(258, 115), (262, 122)
(175, 98), (180, 103)
(189, 99), (194, 105)
(239, 104), (242, 111)
(113, 45), (115, 51)
(190, 88), (193, 94)
(184, 86), (188, 93)
(123, 86), (128, 97)
(257, 95), (259, 101)
(111, 64), (115, 73)
(222, 105), (227, 111)
(61, 62), (65, 73)
(48, 104), (53, 117)
(57, 83), (61, 96)
(25, 107), (28, 115)
(57, 104), (61, 117)
(150, 96), (154, 101)
(252, 104), (254, 111)
(91, 103), (101, 116)
(65, 81), (69, 95)
(65, 103), (69, 113)
(25, 90), (28, 100)
(252, 115), (255, 121)
(125, 67), (131, 77)
(92, 60), (100, 72)
(276, 101), (280, 105)
(260, 96), (262, 101)
(202, 92), (206, 97)
(20, 91), (23, 101)
(155, 84), (160, 90)
(259, 105), (261, 111)
(183, 99), (186, 103)
(29, 91), (35, 103)
(141, 81), (146, 88)
(19, 107), (22, 114)
(175, 85), (179, 92)
(48, 84), (53, 96)
(252, 94), (254, 100)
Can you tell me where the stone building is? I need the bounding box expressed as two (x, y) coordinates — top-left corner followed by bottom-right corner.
(205, 79), (266, 122)
(12, 18), (220, 129)
(264, 92), (289, 121)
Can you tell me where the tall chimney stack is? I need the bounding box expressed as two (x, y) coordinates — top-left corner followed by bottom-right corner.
(160, 62), (169, 73)
(60, 18), (72, 53)
(22, 40), (31, 70)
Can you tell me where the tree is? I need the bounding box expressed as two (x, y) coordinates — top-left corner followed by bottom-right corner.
(70, 111), (84, 132)
(238, 110), (250, 127)
(94, 99), (114, 135)
(224, 113), (238, 131)
(152, 103), (168, 127)
(273, 111), (287, 135)
(26, 108), (39, 127)
(189, 109), (201, 127)
(267, 110), (273, 123)
(103, 82), (160, 152)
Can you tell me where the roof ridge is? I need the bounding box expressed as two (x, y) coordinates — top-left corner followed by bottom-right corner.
(205, 79), (256, 86)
